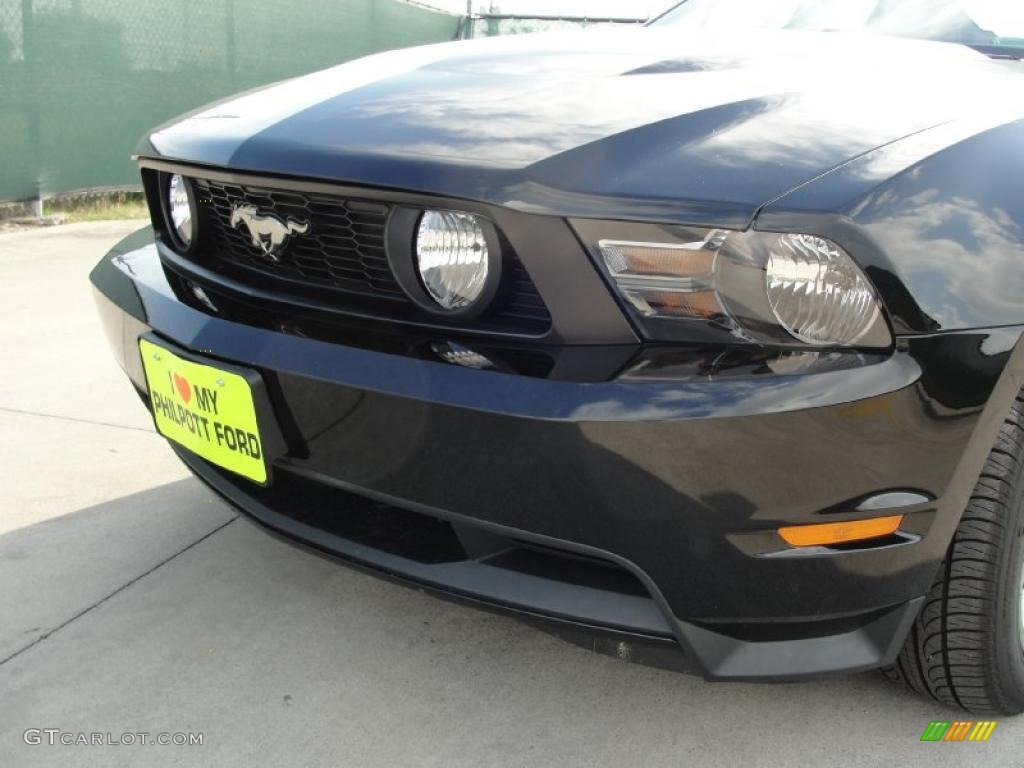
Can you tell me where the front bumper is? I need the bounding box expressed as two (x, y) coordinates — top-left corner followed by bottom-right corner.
(92, 228), (1024, 680)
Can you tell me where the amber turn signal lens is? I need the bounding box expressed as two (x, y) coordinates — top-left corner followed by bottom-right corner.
(620, 289), (724, 318)
(778, 515), (904, 548)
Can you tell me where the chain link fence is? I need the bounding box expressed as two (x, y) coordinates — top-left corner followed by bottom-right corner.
(466, 13), (645, 38)
(0, 0), (461, 202)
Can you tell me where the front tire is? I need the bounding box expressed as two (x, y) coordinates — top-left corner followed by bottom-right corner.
(884, 390), (1024, 714)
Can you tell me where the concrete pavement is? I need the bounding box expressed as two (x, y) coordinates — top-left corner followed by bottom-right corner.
(0, 221), (1019, 766)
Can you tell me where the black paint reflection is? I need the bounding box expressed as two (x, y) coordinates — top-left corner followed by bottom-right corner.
(851, 121), (1024, 332)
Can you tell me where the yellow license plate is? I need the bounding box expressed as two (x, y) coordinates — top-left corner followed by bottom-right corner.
(139, 338), (267, 484)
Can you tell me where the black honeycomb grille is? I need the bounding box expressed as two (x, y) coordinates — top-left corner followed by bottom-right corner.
(195, 178), (402, 300)
(189, 178), (551, 333)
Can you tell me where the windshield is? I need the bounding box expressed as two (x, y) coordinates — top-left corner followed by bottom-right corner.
(653, 0), (1024, 58)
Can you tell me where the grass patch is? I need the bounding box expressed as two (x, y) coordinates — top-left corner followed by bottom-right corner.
(45, 190), (149, 222)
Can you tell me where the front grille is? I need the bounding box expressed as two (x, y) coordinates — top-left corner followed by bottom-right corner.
(196, 178), (402, 300)
(186, 177), (551, 334)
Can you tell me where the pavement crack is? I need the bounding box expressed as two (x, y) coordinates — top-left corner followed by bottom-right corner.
(0, 406), (154, 434)
(0, 516), (239, 667)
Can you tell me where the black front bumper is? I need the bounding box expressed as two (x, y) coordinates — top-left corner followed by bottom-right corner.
(92, 228), (1024, 680)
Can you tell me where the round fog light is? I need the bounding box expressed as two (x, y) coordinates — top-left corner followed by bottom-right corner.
(415, 211), (490, 311)
(167, 174), (195, 249)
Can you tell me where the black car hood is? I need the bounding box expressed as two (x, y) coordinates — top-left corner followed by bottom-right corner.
(145, 27), (1012, 227)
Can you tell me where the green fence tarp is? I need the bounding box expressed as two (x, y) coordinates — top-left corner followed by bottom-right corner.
(0, 0), (460, 201)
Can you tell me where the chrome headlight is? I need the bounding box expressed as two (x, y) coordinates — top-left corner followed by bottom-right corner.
(415, 211), (491, 311)
(589, 225), (891, 348)
(165, 174), (196, 250)
(764, 234), (884, 346)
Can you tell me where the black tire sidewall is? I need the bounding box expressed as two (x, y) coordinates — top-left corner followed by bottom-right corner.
(993, 449), (1024, 709)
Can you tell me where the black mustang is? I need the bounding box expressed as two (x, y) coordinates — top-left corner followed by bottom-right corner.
(92, 0), (1024, 712)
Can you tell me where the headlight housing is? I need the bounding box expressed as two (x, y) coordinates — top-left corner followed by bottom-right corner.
(579, 221), (891, 348)
(164, 174), (196, 251)
(763, 234), (883, 346)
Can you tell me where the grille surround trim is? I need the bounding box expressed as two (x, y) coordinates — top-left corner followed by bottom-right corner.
(147, 167), (552, 336)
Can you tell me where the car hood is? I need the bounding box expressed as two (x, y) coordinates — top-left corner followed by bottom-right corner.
(144, 27), (1014, 227)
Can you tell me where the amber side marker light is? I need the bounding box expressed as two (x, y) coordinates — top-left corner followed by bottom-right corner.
(778, 515), (904, 548)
